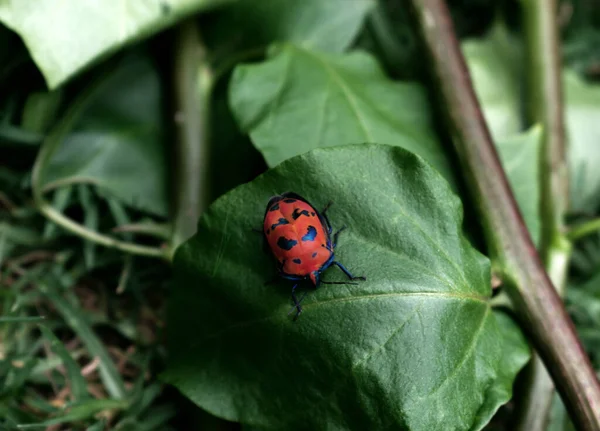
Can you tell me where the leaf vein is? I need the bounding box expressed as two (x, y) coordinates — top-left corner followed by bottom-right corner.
(350, 302), (425, 370)
(304, 291), (488, 311)
(418, 306), (490, 401)
(302, 49), (374, 142)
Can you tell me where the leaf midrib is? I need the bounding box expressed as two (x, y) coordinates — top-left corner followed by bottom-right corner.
(195, 291), (489, 343)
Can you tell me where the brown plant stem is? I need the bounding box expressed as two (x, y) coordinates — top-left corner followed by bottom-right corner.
(406, 0), (600, 429)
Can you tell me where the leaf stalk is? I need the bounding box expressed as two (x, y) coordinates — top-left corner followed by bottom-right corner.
(170, 19), (213, 253)
(31, 72), (170, 261)
(568, 218), (600, 242)
(514, 0), (572, 427)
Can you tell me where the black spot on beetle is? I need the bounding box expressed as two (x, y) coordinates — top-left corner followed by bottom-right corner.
(266, 228), (270, 235)
(292, 208), (310, 220)
(311, 212), (315, 216)
(277, 237), (298, 251)
(312, 252), (317, 258)
(302, 226), (317, 241)
(283, 198), (296, 203)
(271, 217), (289, 231)
(293, 258), (302, 264)
(269, 203), (280, 211)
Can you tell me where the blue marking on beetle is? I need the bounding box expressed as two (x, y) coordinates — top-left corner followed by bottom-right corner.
(277, 237), (298, 251)
(311, 212), (315, 216)
(269, 203), (280, 211)
(292, 208), (310, 220)
(312, 252), (317, 258)
(271, 217), (289, 231)
(302, 225), (317, 241)
(293, 258), (301, 264)
(283, 198), (296, 203)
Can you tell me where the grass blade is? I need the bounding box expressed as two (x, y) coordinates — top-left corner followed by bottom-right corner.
(16, 398), (128, 429)
(38, 279), (127, 399)
(39, 324), (89, 401)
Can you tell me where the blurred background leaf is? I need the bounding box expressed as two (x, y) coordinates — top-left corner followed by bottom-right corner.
(495, 126), (542, 246)
(38, 52), (169, 218)
(0, 0), (234, 88)
(564, 71), (600, 215)
(203, 0), (374, 64)
(461, 22), (522, 140)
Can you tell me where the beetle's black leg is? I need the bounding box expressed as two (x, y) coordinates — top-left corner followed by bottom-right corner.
(287, 284), (307, 321)
(321, 200), (333, 215)
(333, 261), (366, 281)
(332, 226), (347, 248)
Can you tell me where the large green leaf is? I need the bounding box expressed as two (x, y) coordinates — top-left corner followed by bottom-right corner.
(229, 44), (454, 183)
(0, 0), (230, 89)
(470, 311), (531, 431)
(165, 144), (502, 430)
(564, 71), (600, 213)
(39, 53), (168, 217)
(204, 0), (373, 61)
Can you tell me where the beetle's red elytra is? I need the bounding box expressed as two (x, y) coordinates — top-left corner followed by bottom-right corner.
(262, 192), (365, 320)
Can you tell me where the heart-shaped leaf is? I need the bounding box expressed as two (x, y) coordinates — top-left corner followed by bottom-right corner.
(0, 0), (229, 88)
(229, 44), (454, 184)
(164, 144), (502, 430)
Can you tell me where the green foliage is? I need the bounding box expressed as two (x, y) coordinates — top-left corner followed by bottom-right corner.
(1, 0), (600, 429)
(461, 23), (522, 139)
(38, 53), (168, 217)
(229, 44), (454, 183)
(164, 145), (522, 430)
(495, 127), (542, 245)
(564, 71), (600, 214)
(0, 0), (231, 88)
(462, 26), (542, 244)
(203, 0), (374, 61)
(470, 312), (531, 431)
